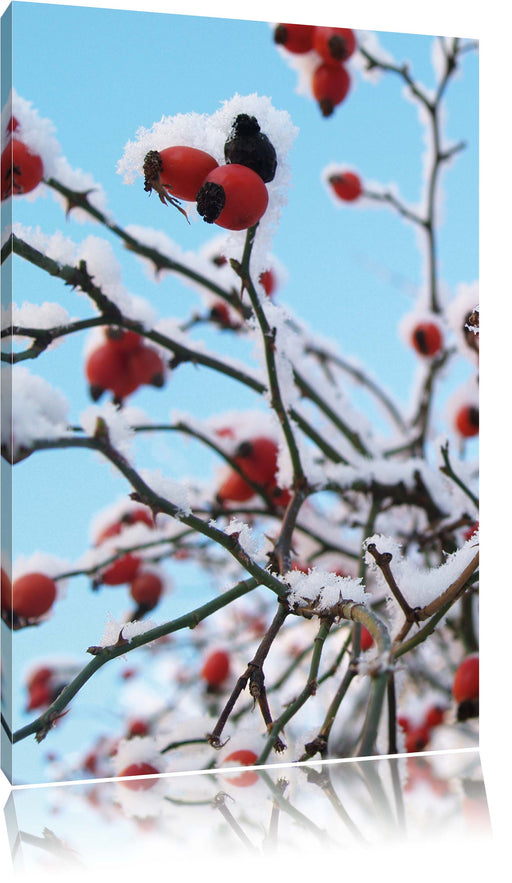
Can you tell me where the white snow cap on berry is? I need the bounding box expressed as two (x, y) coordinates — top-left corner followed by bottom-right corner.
(398, 309), (444, 348)
(4, 90), (107, 214)
(13, 552), (70, 595)
(3, 90), (60, 180)
(117, 94), (298, 279)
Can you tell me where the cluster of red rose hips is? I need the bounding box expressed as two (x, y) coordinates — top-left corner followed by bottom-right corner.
(402, 313), (478, 439)
(274, 23), (356, 117)
(85, 328), (166, 404)
(93, 505), (164, 613)
(1, 115), (44, 200)
(1, 567), (58, 625)
(215, 435), (290, 509)
(143, 113), (277, 231)
(398, 701), (449, 754)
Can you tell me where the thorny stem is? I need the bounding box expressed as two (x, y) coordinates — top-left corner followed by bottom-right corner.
(271, 484), (311, 574)
(366, 543), (417, 622)
(440, 442), (480, 509)
(293, 369), (370, 457)
(43, 177), (246, 312)
(296, 504), (380, 759)
(304, 766), (366, 842)
(257, 618), (333, 765)
(409, 349), (453, 453)
(302, 666), (356, 761)
(208, 601), (289, 748)
(12, 576), (260, 744)
(211, 793), (259, 853)
(263, 778), (288, 851)
(393, 557), (479, 657)
(2, 316), (108, 362)
(23, 433), (290, 601)
(236, 225), (306, 485)
(357, 670), (390, 757)
(5, 234), (349, 467)
(257, 770), (331, 844)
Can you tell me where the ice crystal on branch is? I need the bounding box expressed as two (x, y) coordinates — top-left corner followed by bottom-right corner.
(286, 567), (368, 612)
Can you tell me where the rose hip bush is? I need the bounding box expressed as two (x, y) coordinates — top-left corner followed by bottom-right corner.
(1, 28), (478, 788)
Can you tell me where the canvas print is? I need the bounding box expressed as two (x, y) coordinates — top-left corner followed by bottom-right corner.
(1, 3), (479, 790)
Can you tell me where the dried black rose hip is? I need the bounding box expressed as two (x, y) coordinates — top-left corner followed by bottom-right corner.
(196, 181), (226, 224)
(224, 114), (277, 183)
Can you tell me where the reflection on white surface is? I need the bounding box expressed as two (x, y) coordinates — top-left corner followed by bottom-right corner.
(4, 748), (490, 878)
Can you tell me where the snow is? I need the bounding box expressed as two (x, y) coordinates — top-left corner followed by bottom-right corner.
(51, 154), (109, 222)
(285, 567), (369, 612)
(76, 236), (157, 325)
(80, 402), (136, 456)
(3, 366), (72, 459)
(12, 223), (77, 265)
(122, 618), (159, 642)
(98, 612), (158, 649)
(139, 468), (192, 517)
(4, 91), (108, 213)
(9, 300), (72, 332)
(5, 89), (60, 181)
(398, 308), (444, 351)
(222, 518), (263, 560)
(364, 532), (478, 610)
(118, 93), (298, 282)
(445, 376), (479, 432)
(13, 551), (71, 593)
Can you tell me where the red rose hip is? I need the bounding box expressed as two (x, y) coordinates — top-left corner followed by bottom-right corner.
(312, 63), (351, 116)
(196, 164), (269, 231)
(118, 762), (159, 789)
(329, 171), (362, 202)
(313, 27), (357, 62)
(1, 138), (44, 200)
(12, 573), (57, 619)
(101, 554), (141, 586)
(453, 655), (479, 704)
(455, 405), (479, 438)
(201, 649), (231, 686)
(273, 23), (316, 54)
(411, 322), (443, 357)
(143, 146), (219, 203)
(222, 749), (259, 787)
(130, 572), (163, 610)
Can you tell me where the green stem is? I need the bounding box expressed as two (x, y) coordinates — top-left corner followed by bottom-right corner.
(237, 226), (306, 485)
(13, 576), (260, 744)
(257, 618), (332, 765)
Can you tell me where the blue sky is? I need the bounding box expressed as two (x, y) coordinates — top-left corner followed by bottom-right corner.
(3, 1), (482, 784)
